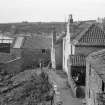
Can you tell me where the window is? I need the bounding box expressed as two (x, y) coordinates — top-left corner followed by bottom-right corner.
(102, 80), (104, 92)
(89, 64), (91, 75)
(89, 88), (90, 98)
(42, 49), (46, 54)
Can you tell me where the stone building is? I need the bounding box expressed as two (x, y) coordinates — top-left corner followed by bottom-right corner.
(86, 49), (105, 105)
(62, 14), (105, 97)
(22, 35), (51, 70)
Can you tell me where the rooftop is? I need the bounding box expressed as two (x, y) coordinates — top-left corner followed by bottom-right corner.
(70, 21), (92, 41)
(66, 20), (105, 46)
(22, 35), (52, 49)
(75, 24), (105, 46)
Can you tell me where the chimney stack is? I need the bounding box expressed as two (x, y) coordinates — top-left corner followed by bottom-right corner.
(68, 14), (73, 24)
(67, 14), (73, 34)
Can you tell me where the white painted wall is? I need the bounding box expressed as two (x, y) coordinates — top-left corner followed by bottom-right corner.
(64, 34), (71, 74)
(51, 35), (56, 69)
(51, 47), (56, 69)
(63, 22), (71, 74)
(72, 44), (75, 55)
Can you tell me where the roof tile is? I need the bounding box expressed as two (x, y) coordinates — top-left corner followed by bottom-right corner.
(76, 24), (105, 46)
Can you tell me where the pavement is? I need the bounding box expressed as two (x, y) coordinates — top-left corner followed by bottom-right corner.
(47, 69), (82, 105)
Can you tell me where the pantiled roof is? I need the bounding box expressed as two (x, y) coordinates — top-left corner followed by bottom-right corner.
(55, 20), (94, 44)
(22, 35), (52, 49)
(79, 24), (105, 45)
(70, 55), (86, 66)
(73, 24), (105, 46)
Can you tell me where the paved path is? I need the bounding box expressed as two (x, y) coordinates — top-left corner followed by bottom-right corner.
(48, 70), (82, 105)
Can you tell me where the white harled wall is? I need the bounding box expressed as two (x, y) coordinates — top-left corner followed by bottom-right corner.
(63, 22), (71, 74)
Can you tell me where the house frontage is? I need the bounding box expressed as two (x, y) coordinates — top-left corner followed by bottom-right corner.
(86, 49), (105, 105)
(62, 14), (105, 97)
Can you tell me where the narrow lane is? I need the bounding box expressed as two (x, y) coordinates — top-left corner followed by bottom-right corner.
(48, 70), (82, 105)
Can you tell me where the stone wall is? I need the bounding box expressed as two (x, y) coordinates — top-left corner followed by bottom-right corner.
(55, 42), (63, 69)
(22, 48), (51, 70)
(86, 59), (103, 105)
(67, 62), (76, 96)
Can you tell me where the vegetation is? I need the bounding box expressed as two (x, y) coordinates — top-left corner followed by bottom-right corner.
(0, 22), (66, 34)
(0, 70), (53, 105)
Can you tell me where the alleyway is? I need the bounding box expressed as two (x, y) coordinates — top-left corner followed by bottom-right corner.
(47, 69), (82, 105)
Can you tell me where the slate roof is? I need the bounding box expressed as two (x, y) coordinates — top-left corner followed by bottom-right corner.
(87, 49), (105, 83)
(70, 55), (86, 66)
(22, 35), (52, 49)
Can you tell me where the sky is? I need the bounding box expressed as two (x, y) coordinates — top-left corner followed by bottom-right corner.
(0, 0), (105, 23)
